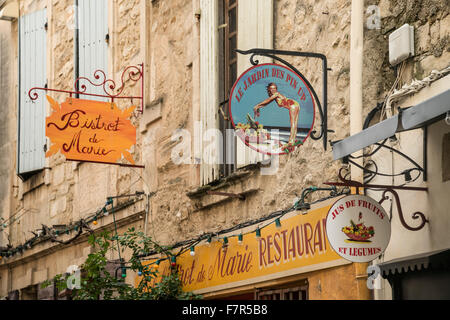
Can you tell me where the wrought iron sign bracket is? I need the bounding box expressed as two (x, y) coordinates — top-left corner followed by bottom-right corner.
(324, 168), (429, 232)
(331, 106), (428, 182)
(29, 64), (145, 113)
(235, 48), (331, 151)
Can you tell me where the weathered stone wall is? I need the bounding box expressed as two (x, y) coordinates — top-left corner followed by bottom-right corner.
(143, 0), (448, 299)
(1, 0), (448, 299)
(139, 0), (363, 299)
(0, 0), (147, 297)
(0, 21), (12, 248)
(142, 0), (198, 246)
(143, 0), (353, 246)
(363, 0), (449, 114)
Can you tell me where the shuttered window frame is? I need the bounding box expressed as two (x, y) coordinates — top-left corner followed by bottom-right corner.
(17, 9), (47, 180)
(199, 0), (221, 186)
(235, 0), (273, 168)
(76, 0), (108, 101)
(199, 0), (273, 186)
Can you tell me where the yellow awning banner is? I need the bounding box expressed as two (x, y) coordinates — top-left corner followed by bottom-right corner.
(137, 203), (346, 293)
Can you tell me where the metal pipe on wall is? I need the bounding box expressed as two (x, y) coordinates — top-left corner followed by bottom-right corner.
(350, 1), (372, 301)
(144, 192), (149, 236)
(350, 0), (364, 183)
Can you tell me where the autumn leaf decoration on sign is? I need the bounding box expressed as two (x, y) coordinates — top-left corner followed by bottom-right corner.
(45, 96), (136, 165)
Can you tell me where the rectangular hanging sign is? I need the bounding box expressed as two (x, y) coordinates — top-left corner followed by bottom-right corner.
(45, 96), (136, 165)
(138, 203), (348, 294)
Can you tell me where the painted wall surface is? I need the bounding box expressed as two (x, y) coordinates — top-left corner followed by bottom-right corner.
(0, 0), (448, 300)
(368, 76), (450, 300)
(364, 0), (450, 300)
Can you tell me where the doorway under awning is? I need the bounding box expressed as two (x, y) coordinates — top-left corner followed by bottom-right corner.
(378, 248), (450, 277)
(332, 89), (450, 160)
(377, 248), (450, 300)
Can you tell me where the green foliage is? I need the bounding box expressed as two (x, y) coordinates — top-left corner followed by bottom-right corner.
(151, 273), (201, 300)
(42, 228), (202, 300)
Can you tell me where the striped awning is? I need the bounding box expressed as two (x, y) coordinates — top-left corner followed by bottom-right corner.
(378, 248), (450, 278)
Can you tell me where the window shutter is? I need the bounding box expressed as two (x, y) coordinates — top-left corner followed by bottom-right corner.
(77, 0), (108, 101)
(198, 0), (273, 184)
(236, 0), (273, 167)
(18, 9), (47, 177)
(199, 0), (220, 185)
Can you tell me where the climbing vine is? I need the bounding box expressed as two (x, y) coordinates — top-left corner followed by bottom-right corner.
(42, 228), (202, 300)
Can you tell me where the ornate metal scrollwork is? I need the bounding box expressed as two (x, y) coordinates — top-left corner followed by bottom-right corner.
(75, 65), (143, 100)
(324, 167), (429, 232)
(379, 189), (428, 231)
(28, 64), (144, 113)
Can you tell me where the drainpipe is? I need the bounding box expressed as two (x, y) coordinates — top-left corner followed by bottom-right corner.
(350, 0), (364, 183)
(350, 0), (371, 300)
(8, 264), (12, 297)
(144, 192), (149, 236)
(144, 191), (156, 237)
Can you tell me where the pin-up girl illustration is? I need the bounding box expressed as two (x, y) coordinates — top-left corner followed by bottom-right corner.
(253, 83), (300, 150)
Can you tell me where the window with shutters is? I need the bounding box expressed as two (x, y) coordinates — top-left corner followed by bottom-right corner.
(17, 9), (47, 180)
(218, 0), (237, 178)
(199, 0), (273, 186)
(75, 0), (108, 101)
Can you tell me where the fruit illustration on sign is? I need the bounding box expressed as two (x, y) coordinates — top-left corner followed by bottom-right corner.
(326, 195), (391, 263)
(341, 213), (375, 242)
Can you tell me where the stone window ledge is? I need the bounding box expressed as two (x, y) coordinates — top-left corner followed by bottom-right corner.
(19, 170), (46, 199)
(186, 164), (261, 211)
(140, 97), (163, 133)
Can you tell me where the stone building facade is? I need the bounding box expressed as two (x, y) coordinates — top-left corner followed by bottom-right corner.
(0, 0), (448, 300)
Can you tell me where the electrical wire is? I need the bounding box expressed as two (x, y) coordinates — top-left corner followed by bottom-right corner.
(363, 159), (378, 184)
(0, 195), (142, 258)
(380, 60), (406, 121)
(345, 97), (425, 184)
(0, 208), (39, 230)
(348, 102), (387, 161)
(373, 141), (424, 171)
(385, 65), (450, 114)
(136, 186), (350, 260)
(50, 220), (92, 245)
(347, 158), (422, 178)
(128, 166), (159, 242)
(1, 165), (151, 257)
(1, 180), (349, 265)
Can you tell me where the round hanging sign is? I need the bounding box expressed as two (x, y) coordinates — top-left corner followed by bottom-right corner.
(228, 63), (316, 155)
(326, 195), (391, 263)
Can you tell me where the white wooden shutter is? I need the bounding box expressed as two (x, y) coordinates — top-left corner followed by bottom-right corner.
(77, 0), (108, 101)
(199, 0), (220, 185)
(236, 0), (273, 167)
(199, 0), (273, 184)
(18, 9), (47, 177)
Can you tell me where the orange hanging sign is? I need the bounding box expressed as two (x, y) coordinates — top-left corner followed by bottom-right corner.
(45, 96), (136, 164)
